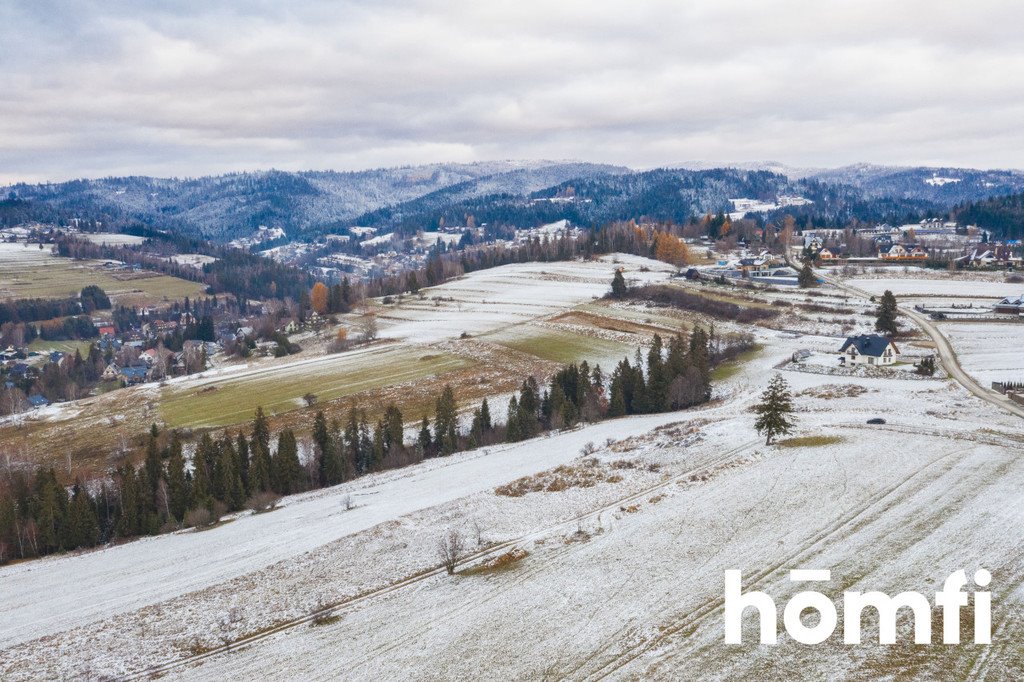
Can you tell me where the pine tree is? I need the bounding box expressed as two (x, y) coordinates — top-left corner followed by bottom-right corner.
(418, 414), (432, 454)
(248, 446), (272, 495)
(753, 374), (796, 445)
(358, 411), (373, 471)
(273, 429), (304, 495)
(505, 395), (522, 442)
(236, 433), (250, 491)
(688, 327), (712, 402)
(312, 410), (332, 486)
(381, 403), (404, 455)
(611, 268), (627, 298)
(116, 466), (141, 538)
(798, 262), (817, 288)
(480, 398), (492, 432)
(875, 290), (899, 335)
(252, 407), (271, 459)
(68, 484), (99, 549)
(517, 378), (540, 437)
(144, 435), (162, 498)
(166, 439), (189, 521)
(434, 385), (458, 455)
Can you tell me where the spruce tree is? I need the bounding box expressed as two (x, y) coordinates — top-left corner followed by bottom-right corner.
(753, 374), (796, 445)
(875, 290), (899, 335)
(798, 262), (817, 288)
(505, 395), (522, 442)
(166, 440), (189, 521)
(252, 407), (271, 459)
(382, 403), (404, 454)
(434, 385), (459, 454)
(480, 398), (492, 432)
(418, 414), (432, 454)
(236, 433), (250, 491)
(144, 435), (162, 498)
(273, 429), (303, 495)
(611, 268), (627, 298)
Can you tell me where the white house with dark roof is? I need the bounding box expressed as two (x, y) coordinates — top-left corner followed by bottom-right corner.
(838, 334), (899, 366)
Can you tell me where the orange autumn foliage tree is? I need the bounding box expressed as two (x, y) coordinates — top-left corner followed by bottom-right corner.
(310, 282), (329, 314)
(653, 232), (690, 267)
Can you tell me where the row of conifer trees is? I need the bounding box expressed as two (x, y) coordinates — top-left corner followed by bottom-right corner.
(0, 328), (728, 564)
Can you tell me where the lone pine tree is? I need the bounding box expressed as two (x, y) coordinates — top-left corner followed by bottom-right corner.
(875, 289), (899, 335)
(611, 268), (627, 298)
(754, 374), (796, 445)
(798, 262), (817, 288)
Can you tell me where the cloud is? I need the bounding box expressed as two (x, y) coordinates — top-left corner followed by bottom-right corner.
(1, 0), (1023, 183)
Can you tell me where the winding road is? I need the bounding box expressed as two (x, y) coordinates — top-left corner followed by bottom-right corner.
(806, 259), (1024, 420)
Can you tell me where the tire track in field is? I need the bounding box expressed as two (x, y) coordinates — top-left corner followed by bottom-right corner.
(127, 440), (760, 681)
(636, 445), (1021, 681)
(568, 446), (965, 681)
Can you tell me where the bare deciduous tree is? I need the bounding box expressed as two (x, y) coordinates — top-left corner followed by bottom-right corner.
(437, 528), (464, 575)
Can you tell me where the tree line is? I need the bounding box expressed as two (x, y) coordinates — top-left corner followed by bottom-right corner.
(0, 324), (745, 564)
(0, 286), (110, 326)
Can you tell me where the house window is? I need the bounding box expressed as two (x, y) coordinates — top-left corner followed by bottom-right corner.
(868, 357), (875, 365)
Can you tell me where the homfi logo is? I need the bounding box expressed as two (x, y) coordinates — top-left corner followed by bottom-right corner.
(724, 569), (991, 645)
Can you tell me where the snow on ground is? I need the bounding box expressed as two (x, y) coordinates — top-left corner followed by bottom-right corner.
(941, 322), (1024, 386)
(152, 332), (1024, 682)
(6, 278), (1024, 680)
(0, 410), (690, 653)
(168, 253), (218, 268)
(378, 255), (677, 343)
(76, 232), (149, 246)
(846, 276), (1022, 299)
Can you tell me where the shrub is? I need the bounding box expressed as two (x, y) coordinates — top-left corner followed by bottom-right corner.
(246, 491), (282, 513)
(185, 507), (213, 529)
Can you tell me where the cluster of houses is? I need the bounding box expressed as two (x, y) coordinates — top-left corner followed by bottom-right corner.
(700, 250), (801, 285)
(803, 219), (1021, 268)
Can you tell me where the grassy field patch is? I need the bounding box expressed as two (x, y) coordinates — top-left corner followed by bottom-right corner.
(489, 327), (629, 365)
(0, 243), (205, 304)
(778, 435), (845, 448)
(160, 347), (475, 428)
(711, 345), (763, 381)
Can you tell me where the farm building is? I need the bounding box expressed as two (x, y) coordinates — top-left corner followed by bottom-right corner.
(994, 294), (1024, 315)
(838, 334), (899, 366)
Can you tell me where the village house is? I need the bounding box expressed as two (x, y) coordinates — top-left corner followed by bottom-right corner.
(880, 244), (927, 261)
(101, 363), (120, 381)
(838, 334), (899, 366)
(817, 247), (837, 261)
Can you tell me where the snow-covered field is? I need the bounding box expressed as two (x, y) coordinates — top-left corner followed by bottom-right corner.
(169, 253), (218, 268)
(941, 322), (1024, 386)
(5, 268), (1024, 680)
(77, 232), (149, 245)
(377, 255), (677, 343)
(846, 276), (1022, 299)
(0, 411), (689, 653)
(5, 322), (1024, 680)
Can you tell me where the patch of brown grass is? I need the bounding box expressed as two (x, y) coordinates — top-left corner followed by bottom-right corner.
(798, 384), (871, 400)
(461, 548), (529, 575)
(495, 459), (620, 497)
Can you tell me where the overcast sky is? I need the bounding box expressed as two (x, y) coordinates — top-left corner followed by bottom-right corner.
(2, 0), (1022, 184)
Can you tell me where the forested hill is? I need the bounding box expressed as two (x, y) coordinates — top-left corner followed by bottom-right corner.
(5, 161), (1024, 242)
(345, 168), (943, 234)
(954, 192), (1024, 240)
(2, 161), (625, 241)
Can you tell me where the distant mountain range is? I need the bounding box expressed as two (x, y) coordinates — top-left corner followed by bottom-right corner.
(4, 161), (1024, 242)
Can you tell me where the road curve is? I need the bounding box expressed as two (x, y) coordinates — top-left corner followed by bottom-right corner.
(806, 259), (1024, 420)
